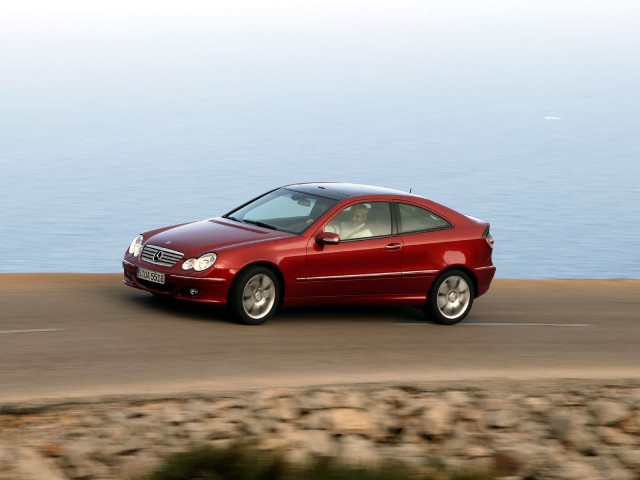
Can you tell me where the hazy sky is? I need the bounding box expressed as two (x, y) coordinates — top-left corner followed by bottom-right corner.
(3, 1), (638, 84)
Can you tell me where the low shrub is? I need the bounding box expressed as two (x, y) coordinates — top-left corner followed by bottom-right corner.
(140, 444), (495, 480)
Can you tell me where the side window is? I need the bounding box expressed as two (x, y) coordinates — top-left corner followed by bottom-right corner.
(325, 202), (392, 240)
(398, 203), (452, 234)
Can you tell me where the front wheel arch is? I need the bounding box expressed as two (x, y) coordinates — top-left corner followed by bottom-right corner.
(227, 262), (285, 325)
(228, 262), (285, 305)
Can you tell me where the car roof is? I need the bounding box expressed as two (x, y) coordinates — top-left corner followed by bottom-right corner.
(284, 182), (412, 200)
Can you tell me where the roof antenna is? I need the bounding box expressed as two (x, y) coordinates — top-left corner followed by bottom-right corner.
(409, 187), (412, 193)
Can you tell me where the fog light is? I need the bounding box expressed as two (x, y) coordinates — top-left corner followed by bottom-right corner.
(188, 287), (200, 296)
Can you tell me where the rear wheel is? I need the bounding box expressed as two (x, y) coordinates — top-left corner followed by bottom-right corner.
(229, 266), (279, 325)
(424, 269), (474, 325)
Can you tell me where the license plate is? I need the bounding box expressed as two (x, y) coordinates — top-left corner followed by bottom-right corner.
(137, 268), (165, 285)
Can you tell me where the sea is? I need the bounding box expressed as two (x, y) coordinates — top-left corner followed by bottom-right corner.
(1, 1), (639, 278)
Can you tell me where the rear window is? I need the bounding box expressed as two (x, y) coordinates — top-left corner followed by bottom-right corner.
(398, 203), (452, 233)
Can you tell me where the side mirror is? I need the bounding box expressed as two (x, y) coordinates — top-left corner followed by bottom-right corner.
(316, 231), (340, 246)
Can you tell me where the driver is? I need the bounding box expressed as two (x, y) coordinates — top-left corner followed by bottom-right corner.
(326, 204), (372, 239)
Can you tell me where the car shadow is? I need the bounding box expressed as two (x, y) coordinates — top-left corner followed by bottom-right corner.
(126, 292), (233, 323)
(275, 304), (428, 324)
(123, 291), (429, 325)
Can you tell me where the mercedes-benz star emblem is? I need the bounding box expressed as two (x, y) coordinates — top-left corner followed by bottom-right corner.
(153, 251), (164, 262)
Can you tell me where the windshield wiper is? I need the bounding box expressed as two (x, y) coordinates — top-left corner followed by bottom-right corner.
(243, 219), (279, 231)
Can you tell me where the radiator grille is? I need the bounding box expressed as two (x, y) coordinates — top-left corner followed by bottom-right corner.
(141, 245), (184, 267)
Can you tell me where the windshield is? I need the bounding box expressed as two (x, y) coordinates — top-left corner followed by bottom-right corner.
(224, 188), (338, 234)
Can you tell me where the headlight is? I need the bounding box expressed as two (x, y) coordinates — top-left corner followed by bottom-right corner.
(195, 253), (217, 271)
(182, 252), (217, 271)
(128, 235), (143, 257)
(182, 258), (196, 270)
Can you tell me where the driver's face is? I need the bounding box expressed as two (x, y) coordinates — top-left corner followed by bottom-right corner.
(351, 207), (367, 226)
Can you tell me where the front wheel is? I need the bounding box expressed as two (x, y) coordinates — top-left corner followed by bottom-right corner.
(424, 270), (474, 325)
(229, 267), (280, 325)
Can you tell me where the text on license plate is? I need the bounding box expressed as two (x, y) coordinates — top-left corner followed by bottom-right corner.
(137, 268), (165, 285)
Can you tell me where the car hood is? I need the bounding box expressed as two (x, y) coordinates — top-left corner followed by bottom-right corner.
(144, 217), (292, 256)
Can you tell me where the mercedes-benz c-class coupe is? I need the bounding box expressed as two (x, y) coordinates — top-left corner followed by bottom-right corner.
(123, 183), (495, 325)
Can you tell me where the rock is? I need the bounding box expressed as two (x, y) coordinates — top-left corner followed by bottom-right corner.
(0, 444), (15, 472)
(588, 455), (635, 480)
(590, 400), (630, 426)
(297, 410), (329, 430)
(440, 436), (467, 456)
(11, 447), (68, 480)
(596, 426), (637, 445)
(339, 435), (379, 464)
(548, 412), (597, 454)
(606, 468), (636, 480)
(341, 392), (369, 410)
(62, 442), (91, 468)
(62, 442), (103, 479)
(105, 410), (127, 425)
(257, 435), (294, 451)
(421, 401), (454, 437)
(256, 387), (292, 402)
(486, 409), (519, 429)
(556, 460), (602, 480)
(158, 403), (187, 425)
(464, 445), (492, 457)
(615, 449), (640, 470)
(619, 411), (640, 434)
(381, 443), (425, 463)
(237, 416), (269, 436)
(211, 399), (242, 410)
(492, 446), (537, 477)
(443, 390), (471, 407)
(126, 409), (148, 419)
(367, 403), (400, 438)
(182, 422), (210, 443)
(561, 393), (587, 407)
(371, 388), (406, 407)
(458, 407), (483, 422)
(118, 454), (160, 480)
(42, 444), (65, 457)
(292, 429), (337, 457)
(255, 397), (298, 421)
(116, 436), (145, 456)
(478, 398), (507, 411)
(524, 396), (550, 414)
(95, 424), (130, 440)
(325, 408), (378, 436)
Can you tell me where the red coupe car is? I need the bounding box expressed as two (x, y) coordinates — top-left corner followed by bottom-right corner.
(123, 183), (495, 325)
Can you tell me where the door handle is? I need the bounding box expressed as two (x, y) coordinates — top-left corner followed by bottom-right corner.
(385, 243), (403, 251)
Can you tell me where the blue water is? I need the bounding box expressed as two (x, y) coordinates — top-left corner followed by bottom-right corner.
(2, 2), (639, 278)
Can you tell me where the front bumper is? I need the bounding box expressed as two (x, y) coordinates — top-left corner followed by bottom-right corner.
(122, 260), (229, 304)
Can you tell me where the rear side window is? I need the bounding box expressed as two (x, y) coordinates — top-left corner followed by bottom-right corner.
(398, 203), (452, 233)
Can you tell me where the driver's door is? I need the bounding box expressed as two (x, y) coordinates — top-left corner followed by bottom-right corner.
(304, 201), (403, 297)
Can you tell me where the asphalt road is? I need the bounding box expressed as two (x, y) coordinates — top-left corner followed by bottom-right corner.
(1, 274), (639, 403)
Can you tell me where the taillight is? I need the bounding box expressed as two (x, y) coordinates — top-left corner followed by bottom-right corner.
(482, 225), (494, 249)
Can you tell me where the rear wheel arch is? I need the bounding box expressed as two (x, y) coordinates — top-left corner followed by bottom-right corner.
(424, 267), (476, 325)
(443, 265), (478, 299)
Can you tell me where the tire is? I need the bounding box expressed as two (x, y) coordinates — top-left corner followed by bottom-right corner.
(229, 266), (280, 325)
(424, 269), (474, 325)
